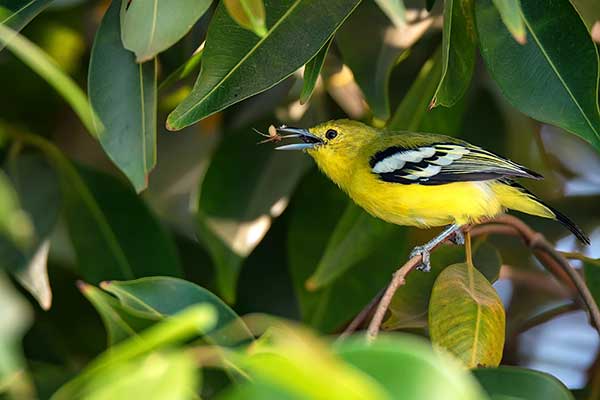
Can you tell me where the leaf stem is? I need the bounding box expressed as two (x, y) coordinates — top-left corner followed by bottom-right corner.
(465, 230), (473, 268)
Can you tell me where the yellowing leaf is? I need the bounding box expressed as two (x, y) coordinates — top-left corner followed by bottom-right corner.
(223, 0), (267, 37)
(429, 262), (505, 368)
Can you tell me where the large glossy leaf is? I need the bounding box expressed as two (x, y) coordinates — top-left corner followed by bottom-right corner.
(64, 166), (182, 284)
(0, 272), (32, 386)
(431, 0), (476, 108)
(300, 37), (331, 104)
(384, 242), (501, 330)
(79, 282), (155, 345)
(0, 23), (99, 136)
(197, 126), (310, 302)
(429, 262), (505, 368)
(387, 49), (466, 135)
(89, 0), (157, 192)
(306, 202), (400, 290)
(101, 277), (253, 345)
(223, 0), (267, 37)
(52, 304), (215, 400)
(288, 170), (406, 333)
(472, 366), (574, 400)
(335, 335), (487, 400)
(476, 0), (600, 150)
(166, 0), (362, 130)
(491, 0), (526, 44)
(0, 0), (53, 51)
(121, 0), (213, 63)
(6, 155), (60, 309)
(336, 1), (405, 120)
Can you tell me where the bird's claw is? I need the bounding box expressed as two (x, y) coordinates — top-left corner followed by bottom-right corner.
(450, 229), (465, 245)
(410, 246), (431, 272)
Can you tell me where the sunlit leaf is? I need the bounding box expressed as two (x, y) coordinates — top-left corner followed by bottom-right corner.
(197, 125), (310, 302)
(101, 277), (253, 346)
(0, 171), (32, 251)
(431, 0), (477, 108)
(473, 366), (574, 400)
(300, 37), (331, 105)
(14, 240), (51, 310)
(79, 281), (154, 345)
(384, 241), (501, 330)
(336, 1), (405, 120)
(52, 304), (216, 400)
(0, 23), (100, 136)
(336, 335), (487, 400)
(0, 273), (32, 386)
(159, 48), (203, 91)
(388, 49), (466, 135)
(491, 0), (526, 44)
(0, 0), (53, 51)
(374, 0), (405, 28)
(429, 262), (505, 368)
(121, 0), (213, 63)
(288, 170), (406, 333)
(223, 0), (267, 37)
(476, 0), (600, 150)
(89, 0), (157, 192)
(167, 0), (362, 130)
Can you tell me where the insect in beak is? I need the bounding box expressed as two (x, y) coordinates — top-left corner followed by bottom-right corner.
(274, 125), (323, 151)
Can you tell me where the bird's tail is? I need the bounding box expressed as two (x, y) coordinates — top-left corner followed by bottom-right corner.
(494, 179), (590, 245)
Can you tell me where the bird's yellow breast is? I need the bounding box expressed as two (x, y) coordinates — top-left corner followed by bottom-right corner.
(346, 168), (504, 227)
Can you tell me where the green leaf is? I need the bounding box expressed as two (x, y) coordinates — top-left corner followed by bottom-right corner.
(166, 0), (362, 130)
(475, 0), (600, 150)
(52, 304), (216, 400)
(374, 0), (405, 28)
(0, 171), (32, 252)
(101, 277), (253, 346)
(197, 125), (310, 302)
(384, 241), (501, 330)
(473, 366), (574, 400)
(223, 0), (267, 37)
(159, 48), (203, 91)
(300, 37), (331, 105)
(429, 262), (506, 368)
(121, 0), (213, 63)
(0, 0), (53, 51)
(335, 335), (487, 400)
(336, 1), (405, 120)
(431, 0), (477, 108)
(491, 0), (526, 44)
(583, 257), (600, 307)
(288, 170), (406, 332)
(64, 166), (182, 284)
(7, 154), (61, 310)
(0, 272), (32, 386)
(82, 351), (197, 400)
(89, 0), (158, 192)
(0, 23), (100, 137)
(387, 49), (466, 135)
(306, 202), (400, 290)
(79, 282), (154, 345)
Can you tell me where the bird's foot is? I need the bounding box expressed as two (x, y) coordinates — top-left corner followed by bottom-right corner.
(409, 245), (431, 272)
(449, 229), (465, 245)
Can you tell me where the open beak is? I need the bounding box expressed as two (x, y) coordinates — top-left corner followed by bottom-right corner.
(275, 126), (323, 151)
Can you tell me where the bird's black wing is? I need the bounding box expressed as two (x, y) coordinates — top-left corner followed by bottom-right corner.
(370, 142), (542, 185)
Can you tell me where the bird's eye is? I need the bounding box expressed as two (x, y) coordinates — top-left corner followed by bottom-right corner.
(325, 129), (338, 140)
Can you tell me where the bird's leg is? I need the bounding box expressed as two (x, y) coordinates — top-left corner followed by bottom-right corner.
(450, 229), (465, 245)
(410, 224), (462, 272)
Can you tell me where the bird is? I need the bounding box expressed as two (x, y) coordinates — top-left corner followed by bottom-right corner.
(273, 119), (590, 271)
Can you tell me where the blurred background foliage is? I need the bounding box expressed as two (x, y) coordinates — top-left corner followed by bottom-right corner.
(0, 0), (599, 399)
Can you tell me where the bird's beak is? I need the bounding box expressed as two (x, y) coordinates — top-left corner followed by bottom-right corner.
(275, 126), (323, 151)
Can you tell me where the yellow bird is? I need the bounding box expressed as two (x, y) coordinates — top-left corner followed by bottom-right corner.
(274, 119), (589, 271)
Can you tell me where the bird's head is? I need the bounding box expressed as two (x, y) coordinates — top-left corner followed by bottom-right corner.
(275, 119), (379, 187)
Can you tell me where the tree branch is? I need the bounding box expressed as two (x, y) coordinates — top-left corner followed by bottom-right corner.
(353, 215), (600, 342)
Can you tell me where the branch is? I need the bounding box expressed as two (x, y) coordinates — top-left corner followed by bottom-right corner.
(355, 215), (600, 342)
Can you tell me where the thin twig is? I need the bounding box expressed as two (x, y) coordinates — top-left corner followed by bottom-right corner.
(338, 287), (384, 340)
(360, 215), (600, 342)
